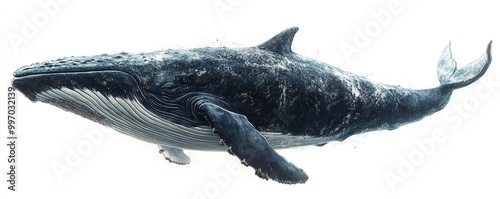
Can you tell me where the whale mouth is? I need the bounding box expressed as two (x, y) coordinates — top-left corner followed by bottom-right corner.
(11, 51), (149, 102)
(12, 70), (141, 102)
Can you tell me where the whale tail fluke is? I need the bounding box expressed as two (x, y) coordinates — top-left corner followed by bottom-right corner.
(437, 41), (492, 91)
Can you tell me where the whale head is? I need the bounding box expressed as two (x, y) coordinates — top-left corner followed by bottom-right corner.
(11, 49), (223, 128)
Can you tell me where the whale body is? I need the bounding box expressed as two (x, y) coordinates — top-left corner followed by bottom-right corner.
(12, 27), (492, 184)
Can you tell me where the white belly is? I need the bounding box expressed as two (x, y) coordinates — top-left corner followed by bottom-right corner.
(37, 88), (336, 150)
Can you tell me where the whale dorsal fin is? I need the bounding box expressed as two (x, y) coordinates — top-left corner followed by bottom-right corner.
(257, 27), (299, 55)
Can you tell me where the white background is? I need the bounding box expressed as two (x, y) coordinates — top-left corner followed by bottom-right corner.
(1, 0), (499, 198)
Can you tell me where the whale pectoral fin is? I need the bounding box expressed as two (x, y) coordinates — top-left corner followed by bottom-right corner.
(197, 103), (308, 184)
(158, 145), (191, 165)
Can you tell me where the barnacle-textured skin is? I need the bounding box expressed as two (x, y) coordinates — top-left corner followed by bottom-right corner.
(12, 27), (492, 184)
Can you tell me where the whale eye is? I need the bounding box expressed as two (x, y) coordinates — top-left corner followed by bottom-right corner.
(161, 82), (177, 93)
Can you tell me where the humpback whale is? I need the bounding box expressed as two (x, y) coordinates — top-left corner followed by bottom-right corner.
(12, 27), (492, 184)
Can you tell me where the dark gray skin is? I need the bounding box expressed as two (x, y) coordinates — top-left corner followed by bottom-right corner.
(12, 27), (492, 184)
